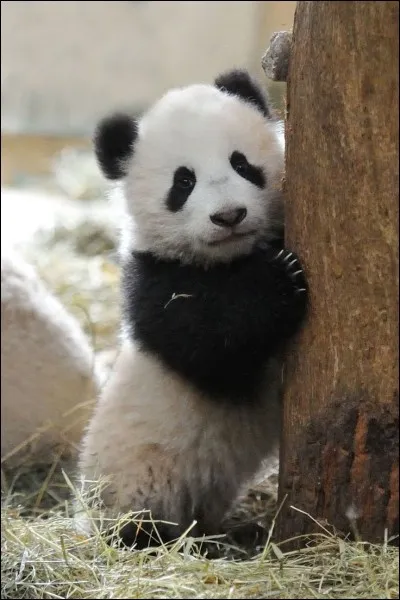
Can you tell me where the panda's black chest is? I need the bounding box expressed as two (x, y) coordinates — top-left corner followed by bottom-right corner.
(122, 251), (271, 403)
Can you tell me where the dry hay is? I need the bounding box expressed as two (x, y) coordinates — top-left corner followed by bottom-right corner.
(1, 464), (398, 600)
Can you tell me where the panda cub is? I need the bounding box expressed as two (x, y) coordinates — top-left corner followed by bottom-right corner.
(77, 69), (308, 549)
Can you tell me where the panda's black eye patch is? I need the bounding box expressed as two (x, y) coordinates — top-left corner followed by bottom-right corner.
(166, 166), (196, 212)
(230, 151), (266, 189)
(174, 167), (196, 190)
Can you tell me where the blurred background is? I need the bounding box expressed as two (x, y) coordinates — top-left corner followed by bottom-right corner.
(1, 0), (296, 360)
(1, 1), (295, 190)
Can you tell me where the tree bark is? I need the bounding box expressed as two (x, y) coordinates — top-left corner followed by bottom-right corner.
(277, 1), (399, 546)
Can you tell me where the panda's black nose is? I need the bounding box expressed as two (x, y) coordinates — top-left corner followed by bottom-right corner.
(210, 207), (247, 228)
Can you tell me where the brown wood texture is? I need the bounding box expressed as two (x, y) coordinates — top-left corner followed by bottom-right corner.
(277, 1), (399, 546)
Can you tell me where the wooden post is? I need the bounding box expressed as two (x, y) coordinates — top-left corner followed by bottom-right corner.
(278, 1), (399, 546)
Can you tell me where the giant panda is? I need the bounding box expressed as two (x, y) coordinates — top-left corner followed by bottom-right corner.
(77, 69), (308, 551)
(1, 246), (100, 471)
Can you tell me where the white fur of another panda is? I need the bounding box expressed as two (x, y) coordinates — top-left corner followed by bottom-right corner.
(77, 70), (308, 549)
(1, 247), (100, 469)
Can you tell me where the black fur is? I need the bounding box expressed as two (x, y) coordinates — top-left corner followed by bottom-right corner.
(110, 511), (188, 551)
(166, 166), (197, 212)
(94, 113), (138, 180)
(215, 69), (271, 118)
(113, 516), (265, 557)
(230, 151), (266, 189)
(110, 479), (210, 551)
(122, 244), (308, 404)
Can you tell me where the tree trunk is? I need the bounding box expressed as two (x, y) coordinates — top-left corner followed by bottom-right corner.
(278, 1), (399, 546)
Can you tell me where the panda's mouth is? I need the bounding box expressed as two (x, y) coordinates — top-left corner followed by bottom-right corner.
(207, 231), (256, 246)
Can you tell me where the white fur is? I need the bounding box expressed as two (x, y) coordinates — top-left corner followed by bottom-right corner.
(1, 248), (100, 469)
(120, 84), (284, 265)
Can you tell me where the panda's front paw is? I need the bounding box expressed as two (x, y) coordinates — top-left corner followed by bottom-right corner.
(272, 248), (308, 295)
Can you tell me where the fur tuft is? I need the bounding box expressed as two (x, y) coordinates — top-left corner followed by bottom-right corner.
(94, 113), (138, 180)
(215, 69), (271, 118)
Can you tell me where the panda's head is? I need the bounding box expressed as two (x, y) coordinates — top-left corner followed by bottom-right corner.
(95, 69), (284, 266)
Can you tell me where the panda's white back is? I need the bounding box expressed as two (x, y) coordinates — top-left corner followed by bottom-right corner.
(1, 247), (100, 469)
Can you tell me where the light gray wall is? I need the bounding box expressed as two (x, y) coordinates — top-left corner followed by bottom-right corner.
(1, 1), (260, 135)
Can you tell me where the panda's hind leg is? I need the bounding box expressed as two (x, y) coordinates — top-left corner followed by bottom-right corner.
(93, 446), (206, 551)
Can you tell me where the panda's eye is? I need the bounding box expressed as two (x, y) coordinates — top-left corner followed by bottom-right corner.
(229, 151), (266, 189)
(174, 167), (196, 190)
(177, 177), (194, 189)
(166, 166), (197, 212)
(230, 151), (249, 175)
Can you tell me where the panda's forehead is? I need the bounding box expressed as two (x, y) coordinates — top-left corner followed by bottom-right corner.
(137, 84), (270, 165)
(141, 84), (246, 126)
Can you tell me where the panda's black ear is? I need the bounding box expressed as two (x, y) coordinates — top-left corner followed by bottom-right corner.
(214, 69), (271, 118)
(94, 113), (138, 180)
